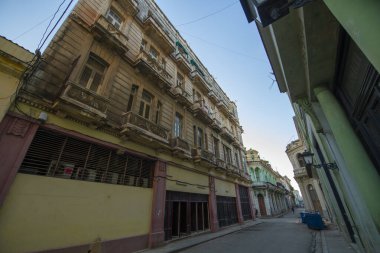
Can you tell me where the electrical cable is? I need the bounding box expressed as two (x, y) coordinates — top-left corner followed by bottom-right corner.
(37, 0), (67, 50)
(12, 15), (54, 41)
(176, 1), (238, 27)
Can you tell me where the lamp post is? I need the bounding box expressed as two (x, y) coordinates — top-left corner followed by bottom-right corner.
(300, 151), (338, 170)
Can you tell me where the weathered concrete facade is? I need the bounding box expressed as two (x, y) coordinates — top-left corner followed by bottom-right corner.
(0, 1), (254, 252)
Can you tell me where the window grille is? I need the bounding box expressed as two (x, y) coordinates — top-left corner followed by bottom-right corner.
(19, 129), (154, 188)
(216, 196), (238, 227)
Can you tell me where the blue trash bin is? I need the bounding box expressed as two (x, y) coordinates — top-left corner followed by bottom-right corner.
(300, 211), (309, 223)
(306, 213), (325, 230)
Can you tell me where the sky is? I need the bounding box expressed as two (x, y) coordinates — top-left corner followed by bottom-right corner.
(0, 0), (299, 191)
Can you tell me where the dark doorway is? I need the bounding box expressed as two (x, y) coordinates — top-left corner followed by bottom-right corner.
(258, 194), (267, 216)
(216, 196), (238, 227)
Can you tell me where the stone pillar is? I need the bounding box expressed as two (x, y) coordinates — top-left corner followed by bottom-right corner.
(149, 160), (167, 248)
(314, 86), (380, 228)
(208, 176), (219, 232)
(248, 187), (256, 220)
(235, 184), (244, 224)
(0, 114), (39, 206)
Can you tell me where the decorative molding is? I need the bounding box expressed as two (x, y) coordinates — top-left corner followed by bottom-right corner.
(296, 98), (323, 133)
(7, 118), (31, 138)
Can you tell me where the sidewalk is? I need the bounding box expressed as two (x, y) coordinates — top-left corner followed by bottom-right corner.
(139, 219), (263, 253)
(317, 224), (357, 253)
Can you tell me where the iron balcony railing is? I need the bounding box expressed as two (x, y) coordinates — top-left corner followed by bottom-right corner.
(121, 111), (169, 143)
(170, 137), (191, 154)
(60, 81), (110, 119)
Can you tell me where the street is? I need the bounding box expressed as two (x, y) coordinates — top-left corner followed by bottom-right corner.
(180, 210), (315, 253)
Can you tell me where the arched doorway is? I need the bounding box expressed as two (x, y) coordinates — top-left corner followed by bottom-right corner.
(258, 193), (267, 216)
(307, 184), (322, 214)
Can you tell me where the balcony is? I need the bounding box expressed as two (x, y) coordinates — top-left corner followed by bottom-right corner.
(229, 113), (240, 125)
(220, 126), (234, 143)
(215, 158), (226, 171)
(170, 137), (191, 159)
(92, 15), (129, 57)
(210, 117), (222, 133)
(143, 15), (175, 54)
(208, 90), (220, 104)
(55, 81), (110, 123)
(217, 99), (230, 116)
(135, 49), (173, 90)
(120, 111), (169, 148)
(191, 100), (213, 124)
(232, 137), (242, 149)
(294, 167), (308, 178)
(172, 52), (192, 75)
(192, 148), (215, 167)
(170, 85), (192, 108)
(191, 69), (211, 94)
(118, 0), (139, 16)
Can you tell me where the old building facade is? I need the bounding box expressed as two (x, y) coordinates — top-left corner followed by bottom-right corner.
(0, 1), (254, 252)
(286, 139), (328, 217)
(246, 149), (291, 217)
(241, 0), (380, 252)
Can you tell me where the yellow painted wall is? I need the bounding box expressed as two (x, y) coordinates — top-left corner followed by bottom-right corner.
(166, 165), (209, 195)
(0, 73), (18, 121)
(215, 179), (236, 197)
(0, 174), (152, 253)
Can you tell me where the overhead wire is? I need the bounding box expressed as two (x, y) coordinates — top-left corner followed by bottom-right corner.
(176, 1), (239, 27)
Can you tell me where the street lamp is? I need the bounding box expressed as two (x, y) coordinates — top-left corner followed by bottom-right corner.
(300, 151), (338, 170)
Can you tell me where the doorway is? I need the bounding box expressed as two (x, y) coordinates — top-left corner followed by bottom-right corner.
(258, 194), (267, 216)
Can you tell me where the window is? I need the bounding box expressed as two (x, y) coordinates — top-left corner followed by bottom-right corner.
(204, 133), (208, 150)
(155, 101), (162, 124)
(19, 129), (154, 188)
(141, 39), (147, 51)
(213, 137), (220, 158)
(177, 73), (184, 88)
(223, 144), (232, 164)
(297, 153), (305, 168)
(126, 84), (138, 112)
(106, 8), (122, 29)
(139, 90), (153, 119)
(193, 126), (203, 148)
(149, 46), (159, 61)
(235, 152), (239, 167)
(79, 54), (108, 92)
(174, 113), (183, 137)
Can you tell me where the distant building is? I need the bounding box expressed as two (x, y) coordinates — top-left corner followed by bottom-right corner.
(0, 0), (254, 252)
(293, 190), (303, 207)
(246, 148), (291, 217)
(286, 139), (328, 216)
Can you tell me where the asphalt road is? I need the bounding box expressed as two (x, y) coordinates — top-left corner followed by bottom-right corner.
(180, 210), (314, 253)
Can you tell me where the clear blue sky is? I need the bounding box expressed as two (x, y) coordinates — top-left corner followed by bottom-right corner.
(0, 0), (299, 190)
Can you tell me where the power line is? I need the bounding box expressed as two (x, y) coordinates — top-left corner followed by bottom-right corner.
(181, 31), (266, 62)
(37, 0), (67, 49)
(176, 1), (238, 26)
(12, 15), (54, 41)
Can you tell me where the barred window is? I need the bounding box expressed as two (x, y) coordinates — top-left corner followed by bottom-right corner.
(239, 185), (252, 220)
(19, 129), (154, 188)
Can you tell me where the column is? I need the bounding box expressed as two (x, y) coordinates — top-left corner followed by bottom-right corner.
(314, 86), (380, 228)
(235, 184), (244, 224)
(248, 187), (256, 220)
(0, 114), (39, 206)
(208, 176), (219, 232)
(149, 161), (167, 248)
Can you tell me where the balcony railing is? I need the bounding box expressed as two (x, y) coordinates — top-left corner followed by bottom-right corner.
(208, 90), (220, 104)
(118, 0), (139, 16)
(172, 52), (192, 75)
(191, 69), (211, 93)
(58, 81), (110, 120)
(215, 158), (226, 171)
(192, 148), (215, 166)
(294, 168), (308, 177)
(92, 15), (129, 56)
(220, 126), (235, 143)
(232, 137), (242, 149)
(120, 111), (169, 145)
(217, 99), (230, 116)
(171, 137), (191, 158)
(191, 100), (213, 124)
(143, 15), (175, 54)
(170, 85), (192, 108)
(211, 117), (222, 132)
(135, 49), (173, 90)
